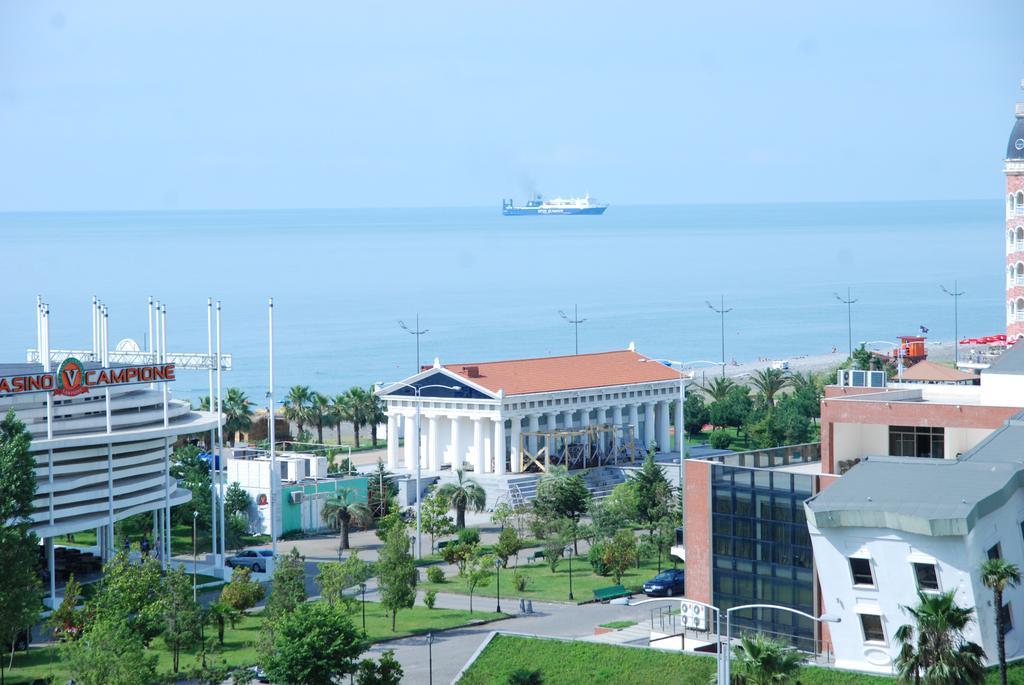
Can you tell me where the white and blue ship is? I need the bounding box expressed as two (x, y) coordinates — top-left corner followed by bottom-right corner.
(502, 193), (608, 215)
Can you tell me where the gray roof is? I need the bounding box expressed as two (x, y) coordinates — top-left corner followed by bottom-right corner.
(1008, 114), (1024, 160)
(983, 342), (1024, 376)
(805, 414), (1024, 536)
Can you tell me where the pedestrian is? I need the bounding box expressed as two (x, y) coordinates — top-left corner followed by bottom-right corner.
(141, 535), (150, 556)
(124, 537), (130, 553)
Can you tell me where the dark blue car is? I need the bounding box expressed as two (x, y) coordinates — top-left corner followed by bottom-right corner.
(643, 569), (685, 597)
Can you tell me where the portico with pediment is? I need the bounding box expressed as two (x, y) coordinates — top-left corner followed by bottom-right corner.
(376, 349), (683, 477)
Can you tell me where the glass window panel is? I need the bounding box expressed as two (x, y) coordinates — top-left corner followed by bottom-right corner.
(913, 563), (940, 591)
(860, 614), (885, 643)
(850, 558), (874, 586)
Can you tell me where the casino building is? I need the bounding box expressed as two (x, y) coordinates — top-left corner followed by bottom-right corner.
(1, 298), (223, 606)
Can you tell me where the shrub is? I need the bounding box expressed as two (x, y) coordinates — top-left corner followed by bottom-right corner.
(513, 571), (530, 593)
(424, 590), (437, 609)
(588, 542), (610, 576)
(508, 669), (544, 685)
(427, 566), (445, 584)
(457, 528), (481, 546)
(708, 430), (732, 450)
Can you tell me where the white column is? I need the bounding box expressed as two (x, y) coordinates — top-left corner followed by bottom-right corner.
(387, 413), (399, 469)
(473, 417), (485, 473)
(493, 417), (507, 475)
(657, 400), (671, 453)
(450, 416), (462, 471)
(546, 411), (559, 467)
(403, 413), (416, 470)
(595, 407), (608, 452)
(509, 416), (522, 473)
(563, 409), (574, 431)
(527, 414), (540, 455)
(579, 408), (590, 428)
(427, 415), (440, 472)
(627, 403), (639, 442)
(644, 402), (656, 451)
(612, 405), (623, 452)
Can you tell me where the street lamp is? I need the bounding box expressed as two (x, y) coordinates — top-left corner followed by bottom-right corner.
(558, 304), (586, 355)
(192, 510), (199, 601)
(833, 288), (858, 362)
(941, 281), (965, 365)
(565, 544), (574, 601)
(723, 604), (840, 685)
(494, 557), (503, 613)
(611, 596), (723, 682)
(380, 380), (462, 559)
(398, 314), (429, 374)
(426, 632), (435, 685)
(359, 582), (367, 631)
(705, 296), (733, 378)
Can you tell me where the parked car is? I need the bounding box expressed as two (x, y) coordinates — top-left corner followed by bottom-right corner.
(225, 549), (274, 573)
(642, 569), (685, 597)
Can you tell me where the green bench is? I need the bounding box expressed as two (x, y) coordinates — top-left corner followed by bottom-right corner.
(528, 550), (545, 563)
(593, 585), (630, 603)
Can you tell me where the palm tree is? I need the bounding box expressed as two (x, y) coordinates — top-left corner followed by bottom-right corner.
(309, 392), (331, 445)
(197, 395), (212, 411)
(730, 632), (804, 684)
(321, 487), (372, 551)
(363, 389), (387, 448)
(981, 558), (1021, 685)
(436, 469), (487, 529)
(283, 384), (313, 437)
(343, 387), (369, 448)
(701, 376), (736, 403)
(895, 589), (986, 685)
(750, 368), (789, 408)
(222, 388), (253, 445)
(330, 393), (350, 445)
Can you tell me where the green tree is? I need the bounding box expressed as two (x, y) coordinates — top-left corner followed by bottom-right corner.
(601, 529), (638, 584)
(421, 491), (457, 551)
(590, 482), (639, 540)
(161, 565), (203, 673)
(367, 459), (397, 520)
(494, 527), (524, 568)
(542, 522), (571, 574)
(709, 385), (753, 434)
(895, 589), (986, 685)
(463, 553), (494, 613)
(731, 632), (805, 685)
(491, 501), (515, 531)
(436, 468), (487, 529)
(88, 551), (164, 644)
(708, 430), (732, 450)
(682, 391), (709, 438)
(225, 481), (253, 517)
(283, 385), (313, 437)
(628, 454), (674, 538)
(266, 547), (308, 618)
(321, 487), (372, 551)
(749, 368), (789, 408)
(981, 558), (1021, 685)
(309, 391), (331, 444)
(219, 566), (266, 614)
(223, 387), (254, 444)
(342, 387), (371, 449)
(62, 617), (158, 685)
(789, 371), (824, 423)
(0, 410), (41, 679)
(378, 524), (417, 631)
(260, 600), (367, 685)
(701, 376), (737, 403)
(49, 573), (85, 642)
(172, 444), (212, 528)
(206, 600), (240, 645)
(650, 516), (677, 572)
(535, 472), (591, 554)
(363, 389), (387, 448)
(356, 649), (404, 685)
(317, 553), (373, 608)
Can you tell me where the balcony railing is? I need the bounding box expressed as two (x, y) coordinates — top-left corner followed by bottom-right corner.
(1015, 277), (1024, 287)
(1016, 241), (1024, 253)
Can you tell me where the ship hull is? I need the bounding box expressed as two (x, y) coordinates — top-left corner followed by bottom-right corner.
(503, 206), (607, 216)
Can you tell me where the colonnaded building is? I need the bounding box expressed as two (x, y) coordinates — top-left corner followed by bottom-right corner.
(1, 298), (223, 606)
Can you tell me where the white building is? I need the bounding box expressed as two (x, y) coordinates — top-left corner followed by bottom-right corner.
(806, 415), (1024, 674)
(226, 447), (328, 535)
(377, 349), (683, 477)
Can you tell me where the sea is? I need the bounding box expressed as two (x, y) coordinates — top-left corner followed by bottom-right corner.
(0, 200), (1005, 404)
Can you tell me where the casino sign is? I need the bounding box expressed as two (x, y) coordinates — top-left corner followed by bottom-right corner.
(0, 358), (176, 396)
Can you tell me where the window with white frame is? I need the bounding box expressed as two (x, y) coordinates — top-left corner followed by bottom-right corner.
(849, 557), (875, 587)
(859, 613), (886, 644)
(912, 562), (940, 592)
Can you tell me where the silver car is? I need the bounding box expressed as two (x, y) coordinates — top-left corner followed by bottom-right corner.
(225, 549), (274, 573)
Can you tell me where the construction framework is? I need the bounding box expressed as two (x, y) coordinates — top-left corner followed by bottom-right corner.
(517, 423), (643, 473)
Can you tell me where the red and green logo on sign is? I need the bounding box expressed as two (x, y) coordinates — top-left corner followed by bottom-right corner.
(54, 357), (89, 397)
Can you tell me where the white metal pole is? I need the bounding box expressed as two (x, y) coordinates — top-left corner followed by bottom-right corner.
(414, 393), (422, 559)
(269, 298), (278, 559)
(35, 296), (42, 366)
(161, 304), (171, 567)
(207, 299), (217, 562)
(679, 370), (685, 527)
(216, 301), (226, 563)
(148, 296), (154, 359)
(91, 295), (97, 357)
(724, 610), (732, 685)
(161, 305), (169, 428)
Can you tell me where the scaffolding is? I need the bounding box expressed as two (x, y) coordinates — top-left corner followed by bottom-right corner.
(517, 423), (642, 473)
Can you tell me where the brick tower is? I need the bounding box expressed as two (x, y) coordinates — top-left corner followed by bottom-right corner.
(1006, 90), (1024, 340)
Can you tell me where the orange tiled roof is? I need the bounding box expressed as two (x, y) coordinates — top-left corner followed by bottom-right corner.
(442, 350), (680, 396)
(899, 360), (976, 383)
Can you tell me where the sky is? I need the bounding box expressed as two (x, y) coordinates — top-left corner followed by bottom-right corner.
(1, 1), (1022, 211)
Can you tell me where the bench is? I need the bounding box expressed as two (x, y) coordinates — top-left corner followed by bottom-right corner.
(528, 550), (545, 563)
(593, 585), (630, 603)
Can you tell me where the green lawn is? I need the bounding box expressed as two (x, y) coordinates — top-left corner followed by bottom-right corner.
(60, 525), (270, 556)
(423, 556), (677, 604)
(3, 601), (506, 685)
(457, 634), (1024, 685)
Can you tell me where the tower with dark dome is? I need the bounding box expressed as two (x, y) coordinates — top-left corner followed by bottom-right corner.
(1005, 89), (1024, 340)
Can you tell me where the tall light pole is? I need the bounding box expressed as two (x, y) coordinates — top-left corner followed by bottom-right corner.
(565, 544), (574, 600)
(268, 298), (278, 560)
(558, 304), (586, 355)
(834, 288), (858, 362)
(941, 281), (965, 365)
(705, 296), (732, 377)
(426, 633), (435, 685)
(398, 315), (429, 373)
(380, 381), (462, 559)
(192, 510), (199, 601)
(494, 557), (503, 613)
(724, 604), (840, 685)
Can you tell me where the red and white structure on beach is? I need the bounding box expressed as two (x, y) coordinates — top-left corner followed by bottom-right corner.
(1005, 89), (1024, 339)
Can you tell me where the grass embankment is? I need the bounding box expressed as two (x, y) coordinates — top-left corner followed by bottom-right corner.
(423, 556), (677, 604)
(458, 635), (1024, 685)
(3, 602), (506, 685)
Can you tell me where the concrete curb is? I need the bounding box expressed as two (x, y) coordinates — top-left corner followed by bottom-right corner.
(371, 612), (515, 647)
(449, 630), (500, 684)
